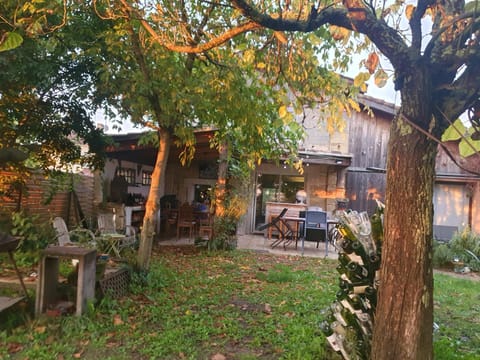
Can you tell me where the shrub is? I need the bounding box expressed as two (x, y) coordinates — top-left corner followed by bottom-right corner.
(433, 227), (480, 272)
(8, 211), (56, 267)
(432, 241), (453, 269)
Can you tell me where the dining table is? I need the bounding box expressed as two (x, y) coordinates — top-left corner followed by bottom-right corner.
(281, 216), (306, 253)
(280, 216), (339, 256)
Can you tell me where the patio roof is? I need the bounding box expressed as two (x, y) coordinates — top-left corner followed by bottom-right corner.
(105, 130), (353, 168)
(105, 129), (218, 166)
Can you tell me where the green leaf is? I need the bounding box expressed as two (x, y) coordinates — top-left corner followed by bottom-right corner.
(0, 32), (24, 52)
(465, 0), (480, 13)
(459, 137), (480, 157)
(441, 119), (466, 142)
(374, 69), (388, 88)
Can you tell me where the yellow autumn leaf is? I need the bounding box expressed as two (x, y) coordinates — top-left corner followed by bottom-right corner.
(279, 105), (288, 118)
(243, 49), (255, 64)
(459, 137), (480, 157)
(353, 72), (371, 88)
(441, 118), (466, 142)
(348, 98), (361, 113)
(374, 69), (388, 88)
(329, 25), (350, 41)
(405, 5), (416, 20)
(256, 125), (263, 135)
(274, 31), (288, 44)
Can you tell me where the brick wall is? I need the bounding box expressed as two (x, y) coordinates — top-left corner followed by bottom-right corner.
(0, 170), (96, 230)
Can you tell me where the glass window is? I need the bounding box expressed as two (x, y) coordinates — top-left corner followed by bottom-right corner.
(254, 174), (304, 228)
(142, 171), (152, 185)
(115, 167), (135, 185)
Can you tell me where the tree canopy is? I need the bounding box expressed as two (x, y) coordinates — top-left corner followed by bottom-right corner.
(0, 12), (109, 173)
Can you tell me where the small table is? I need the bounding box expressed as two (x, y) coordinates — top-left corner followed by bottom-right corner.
(99, 233), (126, 258)
(36, 246), (96, 316)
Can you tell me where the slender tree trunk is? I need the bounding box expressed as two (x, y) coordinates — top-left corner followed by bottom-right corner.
(137, 129), (171, 270)
(372, 100), (437, 358)
(214, 140), (228, 218)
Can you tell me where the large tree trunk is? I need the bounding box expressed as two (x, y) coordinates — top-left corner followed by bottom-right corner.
(371, 101), (437, 358)
(137, 129), (171, 270)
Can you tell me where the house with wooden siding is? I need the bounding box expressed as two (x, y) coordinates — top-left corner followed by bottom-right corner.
(345, 95), (480, 240)
(102, 93), (480, 240)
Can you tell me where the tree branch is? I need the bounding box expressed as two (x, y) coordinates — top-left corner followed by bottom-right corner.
(424, 13), (480, 59)
(410, 0), (435, 51)
(400, 113), (480, 176)
(141, 16), (261, 53)
(230, 0), (410, 69)
(434, 59), (480, 122)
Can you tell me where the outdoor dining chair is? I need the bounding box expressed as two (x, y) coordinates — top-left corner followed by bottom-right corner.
(52, 217), (97, 248)
(176, 203), (197, 240)
(198, 213), (214, 240)
(257, 208), (297, 249)
(304, 210), (328, 248)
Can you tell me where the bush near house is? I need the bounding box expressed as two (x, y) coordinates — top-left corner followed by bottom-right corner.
(433, 227), (480, 272)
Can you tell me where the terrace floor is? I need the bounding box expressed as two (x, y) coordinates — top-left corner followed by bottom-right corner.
(157, 231), (339, 260)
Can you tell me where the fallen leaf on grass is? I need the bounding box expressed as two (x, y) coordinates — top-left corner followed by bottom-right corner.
(211, 353), (226, 360)
(45, 335), (55, 345)
(264, 303), (272, 314)
(7, 342), (23, 353)
(106, 340), (119, 348)
(73, 348), (84, 358)
(35, 325), (47, 334)
(113, 314), (124, 326)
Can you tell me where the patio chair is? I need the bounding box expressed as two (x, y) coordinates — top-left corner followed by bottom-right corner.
(198, 213), (214, 240)
(177, 203), (196, 240)
(52, 217), (96, 247)
(257, 208), (297, 249)
(304, 210), (327, 248)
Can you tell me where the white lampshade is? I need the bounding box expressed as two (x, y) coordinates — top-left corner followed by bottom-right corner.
(296, 190), (307, 203)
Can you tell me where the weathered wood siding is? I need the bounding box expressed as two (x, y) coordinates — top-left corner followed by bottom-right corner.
(345, 107), (391, 214)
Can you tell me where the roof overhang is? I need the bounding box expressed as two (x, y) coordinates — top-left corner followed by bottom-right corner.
(105, 130), (218, 167)
(299, 151), (352, 167)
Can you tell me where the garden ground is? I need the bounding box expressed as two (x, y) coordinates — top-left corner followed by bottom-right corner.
(0, 235), (479, 359)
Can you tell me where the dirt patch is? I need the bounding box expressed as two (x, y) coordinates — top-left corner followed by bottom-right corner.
(154, 244), (202, 256)
(434, 268), (480, 281)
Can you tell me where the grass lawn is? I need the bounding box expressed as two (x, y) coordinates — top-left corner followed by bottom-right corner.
(1, 245), (479, 359)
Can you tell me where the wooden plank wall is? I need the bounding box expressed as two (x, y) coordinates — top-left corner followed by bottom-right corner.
(348, 110), (390, 170)
(0, 171), (95, 229)
(345, 172), (386, 215)
(345, 110), (391, 214)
